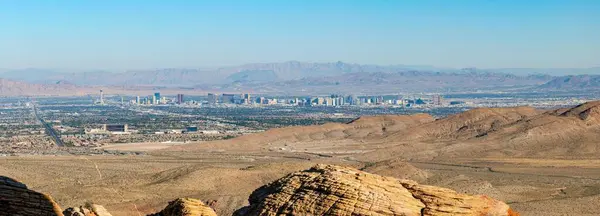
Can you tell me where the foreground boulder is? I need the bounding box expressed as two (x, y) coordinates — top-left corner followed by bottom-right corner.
(399, 180), (519, 216)
(149, 198), (217, 216)
(63, 203), (113, 216)
(0, 176), (63, 216)
(235, 164), (518, 216)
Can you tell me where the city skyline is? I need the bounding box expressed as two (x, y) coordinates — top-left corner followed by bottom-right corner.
(1, 0), (598, 69)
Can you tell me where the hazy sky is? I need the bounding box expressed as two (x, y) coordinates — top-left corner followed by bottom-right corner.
(0, 0), (598, 70)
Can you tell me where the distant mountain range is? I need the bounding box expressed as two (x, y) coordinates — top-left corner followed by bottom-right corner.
(217, 71), (553, 95)
(0, 61), (599, 95)
(538, 75), (600, 90)
(0, 78), (84, 96)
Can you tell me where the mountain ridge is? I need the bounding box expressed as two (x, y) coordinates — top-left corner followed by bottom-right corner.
(168, 101), (600, 160)
(0, 61), (576, 86)
(3, 61), (600, 95)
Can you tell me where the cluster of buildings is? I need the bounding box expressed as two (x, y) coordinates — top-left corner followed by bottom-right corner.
(86, 124), (131, 135)
(96, 90), (186, 106)
(97, 89), (450, 107)
(205, 93), (448, 107)
(132, 92), (186, 105)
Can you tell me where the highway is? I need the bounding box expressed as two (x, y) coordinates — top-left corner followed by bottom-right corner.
(32, 103), (65, 147)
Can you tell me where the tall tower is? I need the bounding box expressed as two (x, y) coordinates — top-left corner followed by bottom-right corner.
(177, 94), (184, 104)
(244, 93), (251, 104)
(100, 90), (104, 105)
(432, 94), (443, 106)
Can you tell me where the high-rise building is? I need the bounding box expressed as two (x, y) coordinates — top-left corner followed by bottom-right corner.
(243, 94), (251, 104)
(222, 94), (235, 104)
(136, 96), (141, 105)
(346, 95), (354, 105)
(256, 97), (266, 104)
(207, 93), (217, 104)
(177, 94), (184, 104)
(153, 92), (161, 104)
(336, 97), (344, 106)
(304, 97), (312, 106)
(316, 97), (325, 105)
(432, 94), (443, 106)
(99, 90), (104, 105)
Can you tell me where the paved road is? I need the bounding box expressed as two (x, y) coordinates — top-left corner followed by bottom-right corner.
(32, 104), (65, 147)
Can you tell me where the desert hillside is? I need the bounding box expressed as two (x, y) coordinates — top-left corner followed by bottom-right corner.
(169, 101), (600, 160)
(3, 102), (600, 215)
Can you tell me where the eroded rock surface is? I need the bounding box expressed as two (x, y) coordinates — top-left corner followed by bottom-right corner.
(149, 198), (217, 216)
(63, 203), (113, 216)
(1, 164), (519, 216)
(0, 176), (63, 216)
(400, 179), (518, 216)
(236, 164), (517, 216)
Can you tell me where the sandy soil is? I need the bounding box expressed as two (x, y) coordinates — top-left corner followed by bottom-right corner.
(99, 142), (191, 151)
(2, 152), (600, 216)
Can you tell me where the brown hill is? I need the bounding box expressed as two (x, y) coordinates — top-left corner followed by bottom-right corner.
(379, 101), (600, 159)
(168, 114), (433, 153)
(169, 100), (600, 160)
(388, 106), (542, 141)
(477, 101), (600, 158)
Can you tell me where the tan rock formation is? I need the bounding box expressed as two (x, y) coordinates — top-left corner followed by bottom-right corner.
(236, 164), (517, 216)
(149, 198), (217, 216)
(0, 176), (63, 216)
(63, 203), (113, 216)
(400, 179), (519, 216)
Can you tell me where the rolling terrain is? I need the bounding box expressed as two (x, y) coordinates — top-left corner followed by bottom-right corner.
(3, 102), (600, 215)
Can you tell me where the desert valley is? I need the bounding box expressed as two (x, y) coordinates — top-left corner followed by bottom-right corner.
(3, 1), (599, 215)
(4, 101), (600, 215)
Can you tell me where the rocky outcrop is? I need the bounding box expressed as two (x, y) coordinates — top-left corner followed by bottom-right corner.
(236, 164), (517, 216)
(63, 203), (113, 216)
(0, 176), (63, 216)
(149, 198), (217, 216)
(2, 164), (519, 216)
(400, 179), (519, 216)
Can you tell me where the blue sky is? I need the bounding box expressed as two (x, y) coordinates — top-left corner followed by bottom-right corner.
(0, 0), (598, 70)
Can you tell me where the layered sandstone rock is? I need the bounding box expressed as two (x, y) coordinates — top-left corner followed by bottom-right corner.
(149, 198), (217, 216)
(399, 179), (518, 216)
(63, 203), (113, 216)
(2, 164), (519, 216)
(0, 176), (63, 216)
(236, 164), (517, 216)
